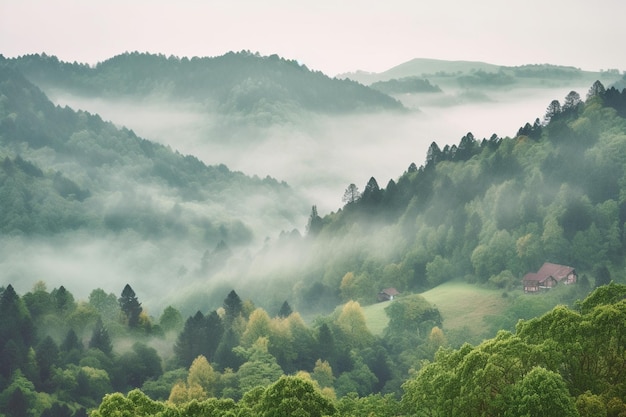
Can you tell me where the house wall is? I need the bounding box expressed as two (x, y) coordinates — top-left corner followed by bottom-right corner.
(565, 273), (577, 284)
(524, 283), (539, 293)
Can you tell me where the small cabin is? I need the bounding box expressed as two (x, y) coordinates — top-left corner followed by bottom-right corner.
(523, 262), (577, 293)
(378, 288), (400, 302)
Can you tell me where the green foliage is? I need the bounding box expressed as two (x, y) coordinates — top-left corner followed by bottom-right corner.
(174, 310), (223, 368)
(8, 51), (403, 116)
(507, 367), (579, 417)
(88, 290), (119, 323)
(402, 286), (626, 416)
(114, 343), (163, 392)
(384, 294), (441, 338)
(118, 284), (142, 328)
(140, 368), (187, 401)
(337, 392), (401, 417)
(295, 81), (626, 310)
(158, 306), (183, 334)
(234, 338), (283, 397)
(88, 317), (112, 356)
(0, 285), (34, 380)
(0, 62), (305, 247)
(257, 376), (336, 417)
(223, 290), (244, 328)
(92, 389), (168, 417)
(3, 56), (626, 417)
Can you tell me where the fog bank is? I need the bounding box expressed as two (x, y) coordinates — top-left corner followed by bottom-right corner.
(48, 84), (594, 213)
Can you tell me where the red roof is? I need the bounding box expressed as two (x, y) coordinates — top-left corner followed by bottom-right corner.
(380, 288), (400, 296)
(537, 262), (575, 282)
(523, 263), (575, 284)
(523, 272), (543, 284)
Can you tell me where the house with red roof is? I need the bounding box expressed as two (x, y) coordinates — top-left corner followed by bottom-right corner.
(522, 262), (577, 293)
(378, 287), (400, 302)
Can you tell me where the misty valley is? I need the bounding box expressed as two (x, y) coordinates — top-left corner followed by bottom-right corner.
(1, 52), (626, 417)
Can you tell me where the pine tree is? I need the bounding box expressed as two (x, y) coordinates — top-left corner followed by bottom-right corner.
(89, 317), (112, 355)
(278, 301), (293, 318)
(317, 323), (335, 363)
(306, 206), (323, 236)
(174, 310), (224, 367)
(60, 329), (83, 353)
(223, 290), (243, 328)
(361, 177), (382, 206)
(175, 311), (208, 367)
(118, 284), (142, 328)
(51, 285), (75, 314)
(35, 336), (59, 392)
(0, 285), (34, 378)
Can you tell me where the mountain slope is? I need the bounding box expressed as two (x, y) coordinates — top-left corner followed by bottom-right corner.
(340, 58), (501, 84)
(0, 64), (309, 305)
(340, 58), (620, 91)
(4, 52), (404, 116)
(0, 64), (305, 239)
(232, 81), (626, 316)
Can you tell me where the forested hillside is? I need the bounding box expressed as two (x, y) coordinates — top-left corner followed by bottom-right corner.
(268, 81), (626, 311)
(0, 64), (304, 239)
(3, 52), (403, 118)
(2, 50), (626, 416)
(188, 80), (626, 323)
(0, 63), (309, 309)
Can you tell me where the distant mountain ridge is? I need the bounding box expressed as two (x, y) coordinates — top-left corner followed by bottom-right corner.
(339, 57), (616, 87)
(3, 51), (404, 116)
(339, 58), (502, 84)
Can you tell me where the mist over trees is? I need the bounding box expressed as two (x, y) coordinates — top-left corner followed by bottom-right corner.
(2, 50), (626, 416)
(0, 61), (310, 308)
(253, 81), (626, 316)
(3, 51), (403, 118)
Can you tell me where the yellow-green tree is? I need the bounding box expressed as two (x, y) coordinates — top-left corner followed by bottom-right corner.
(167, 355), (218, 404)
(337, 300), (373, 349)
(188, 355), (218, 398)
(312, 359), (334, 389)
(241, 308), (272, 348)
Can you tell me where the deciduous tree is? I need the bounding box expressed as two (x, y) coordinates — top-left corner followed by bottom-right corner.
(342, 183), (360, 205)
(257, 375), (336, 417)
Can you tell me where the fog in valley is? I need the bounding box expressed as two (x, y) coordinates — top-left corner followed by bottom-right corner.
(1, 75), (605, 315)
(46, 83), (592, 213)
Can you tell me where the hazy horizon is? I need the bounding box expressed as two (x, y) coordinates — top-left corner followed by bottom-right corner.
(2, 1), (626, 77)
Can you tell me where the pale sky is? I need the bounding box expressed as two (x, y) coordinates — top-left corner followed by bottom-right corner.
(1, 0), (625, 76)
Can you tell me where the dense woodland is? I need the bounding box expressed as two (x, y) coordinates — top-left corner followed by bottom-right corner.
(229, 77), (626, 318)
(0, 63), (306, 241)
(1, 53), (626, 416)
(3, 52), (403, 119)
(1, 280), (625, 416)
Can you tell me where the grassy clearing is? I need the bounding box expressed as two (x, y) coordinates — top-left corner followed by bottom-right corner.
(420, 280), (509, 338)
(361, 301), (391, 336)
(362, 280), (509, 338)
